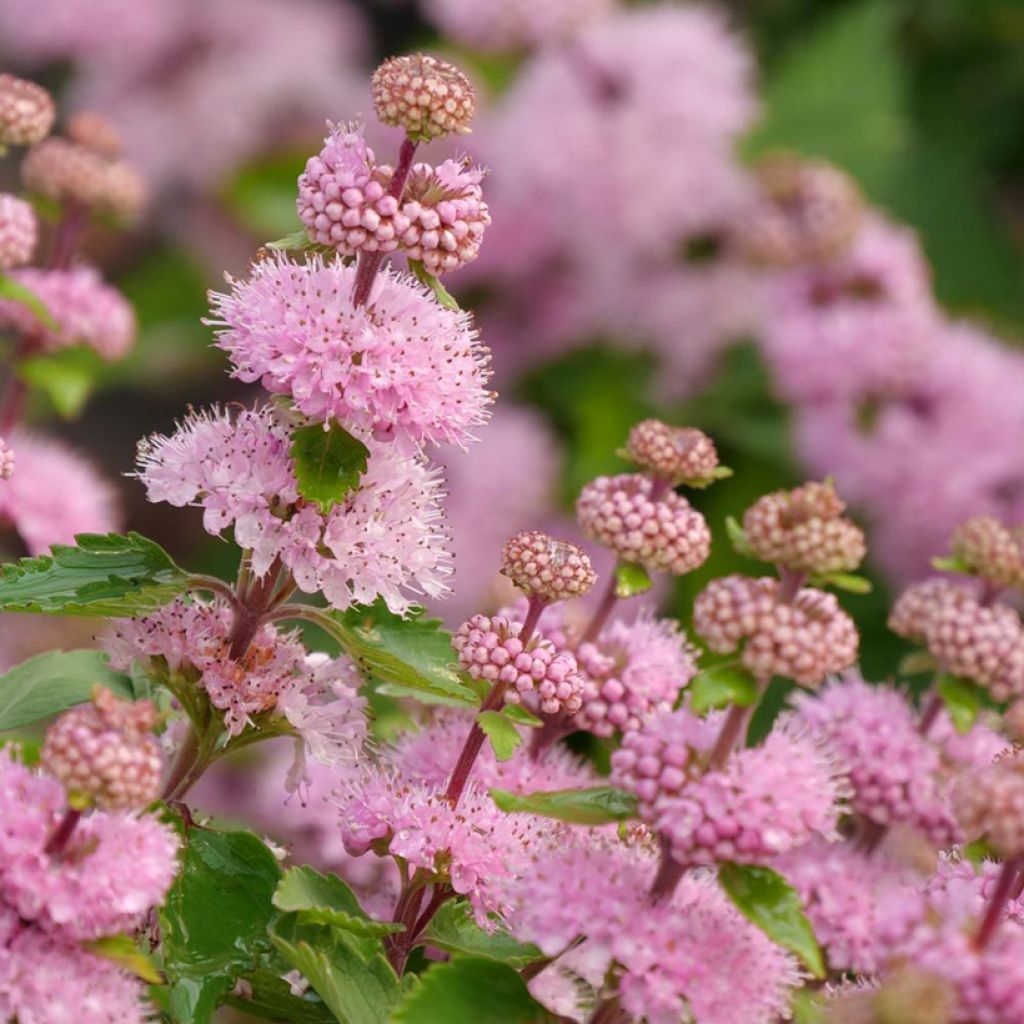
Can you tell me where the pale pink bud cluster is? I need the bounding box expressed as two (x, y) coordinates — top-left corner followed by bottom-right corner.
(40, 687), (162, 811)
(453, 614), (583, 714)
(890, 579), (1024, 701)
(0, 73), (54, 146)
(736, 152), (863, 267)
(576, 474), (711, 575)
(372, 54), (477, 140)
(0, 193), (37, 269)
(951, 514), (1024, 590)
(22, 134), (145, 219)
(694, 574), (859, 687)
(500, 530), (596, 602)
(743, 481), (867, 575)
(66, 110), (122, 158)
(0, 437), (13, 480)
(624, 419), (719, 486)
(953, 752), (1024, 858)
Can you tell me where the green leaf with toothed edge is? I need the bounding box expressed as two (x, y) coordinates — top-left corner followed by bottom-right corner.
(614, 561), (652, 598)
(0, 532), (188, 617)
(490, 785), (638, 825)
(689, 664), (759, 714)
(477, 709), (523, 762)
(718, 863), (825, 979)
(421, 902), (544, 968)
(290, 420), (369, 514)
(273, 866), (403, 940)
(408, 259), (461, 311)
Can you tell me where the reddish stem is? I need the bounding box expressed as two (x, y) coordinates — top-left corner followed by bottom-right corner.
(518, 594), (547, 646)
(44, 807), (82, 857)
(918, 689), (944, 737)
(352, 137), (418, 307)
(975, 858), (1022, 950)
(648, 834), (684, 904)
(444, 680), (508, 807)
(707, 701), (755, 770)
(49, 201), (89, 270)
(777, 567), (806, 604)
(580, 575), (618, 645)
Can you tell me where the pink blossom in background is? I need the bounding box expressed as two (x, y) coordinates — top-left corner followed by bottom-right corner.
(0, 432), (119, 554)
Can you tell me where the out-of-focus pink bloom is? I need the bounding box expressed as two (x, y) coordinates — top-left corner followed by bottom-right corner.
(0, 431), (119, 555)
(0, 194), (37, 269)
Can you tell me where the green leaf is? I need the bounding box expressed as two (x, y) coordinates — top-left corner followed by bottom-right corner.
(270, 914), (401, 1024)
(409, 259), (461, 311)
(477, 710), (523, 762)
(936, 674), (983, 734)
(0, 532), (188, 617)
(421, 902), (544, 968)
(225, 966), (337, 1024)
(265, 229), (334, 256)
(725, 516), (754, 558)
(0, 649), (136, 732)
(18, 346), (103, 419)
(273, 866), (402, 940)
(614, 561), (652, 599)
(683, 465), (735, 489)
(491, 785), (638, 825)
(0, 272), (57, 330)
(689, 665), (760, 714)
(718, 863), (825, 979)
(84, 934), (163, 984)
(809, 572), (873, 595)
(932, 554), (972, 574)
(898, 650), (939, 676)
(161, 827), (283, 1024)
(329, 601), (477, 705)
(290, 421), (370, 514)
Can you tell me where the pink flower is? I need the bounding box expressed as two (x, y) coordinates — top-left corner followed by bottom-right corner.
(135, 405), (452, 613)
(0, 193), (37, 269)
(207, 255), (492, 452)
(0, 752), (179, 942)
(0, 431), (118, 555)
(0, 266), (135, 360)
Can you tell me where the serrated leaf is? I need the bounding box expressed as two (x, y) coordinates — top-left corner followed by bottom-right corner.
(810, 572), (873, 594)
(0, 649), (136, 732)
(161, 827), (283, 1024)
(932, 554), (972, 574)
(477, 710), (522, 762)
(273, 866), (402, 940)
(329, 601), (477, 705)
(718, 863), (825, 978)
(936, 674), (983, 734)
(409, 259), (461, 311)
(422, 902), (544, 968)
(491, 785), (637, 825)
(290, 421), (369, 513)
(225, 966), (337, 1024)
(725, 516), (754, 558)
(391, 955), (545, 1024)
(0, 532), (188, 617)
(18, 346), (103, 419)
(84, 934), (163, 984)
(0, 272), (57, 330)
(689, 665), (759, 714)
(614, 561), (652, 599)
(270, 914), (401, 1024)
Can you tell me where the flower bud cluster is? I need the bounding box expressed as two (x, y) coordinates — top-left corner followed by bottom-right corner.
(500, 530), (596, 602)
(576, 474), (711, 575)
(742, 481), (866, 575)
(371, 54), (477, 140)
(0, 73), (54, 146)
(954, 751), (1024, 858)
(694, 574), (859, 687)
(950, 515), (1024, 590)
(624, 420), (720, 486)
(0, 193), (37, 269)
(453, 613), (584, 714)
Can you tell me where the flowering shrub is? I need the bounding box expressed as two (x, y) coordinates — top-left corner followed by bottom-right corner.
(2, 29), (1024, 1024)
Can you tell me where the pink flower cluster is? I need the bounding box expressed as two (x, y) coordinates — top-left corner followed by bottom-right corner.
(0, 193), (36, 269)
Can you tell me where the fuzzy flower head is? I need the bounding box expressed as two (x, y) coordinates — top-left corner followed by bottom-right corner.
(453, 613), (584, 714)
(208, 254), (493, 452)
(954, 750), (1024, 859)
(694, 574), (859, 687)
(0, 752), (178, 942)
(735, 152), (863, 267)
(135, 405), (451, 614)
(624, 419), (720, 487)
(950, 514), (1024, 590)
(500, 530), (596, 603)
(656, 719), (848, 867)
(0, 193), (37, 269)
(576, 473), (712, 575)
(0, 73), (54, 146)
(742, 480), (867, 576)
(0, 265), (136, 360)
(40, 686), (162, 811)
(371, 53), (477, 140)
(573, 613), (699, 736)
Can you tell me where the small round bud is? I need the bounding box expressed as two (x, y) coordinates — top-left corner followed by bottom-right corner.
(66, 110), (122, 158)
(743, 481), (866, 576)
(693, 575), (859, 688)
(954, 751), (1024, 858)
(735, 152), (863, 268)
(0, 437), (14, 480)
(372, 54), (477, 140)
(624, 420), (719, 485)
(576, 474), (711, 576)
(0, 193), (37, 270)
(41, 686), (162, 811)
(500, 530), (596, 603)
(0, 73), (55, 147)
(453, 613), (583, 714)
(951, 514), (1024, 590)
